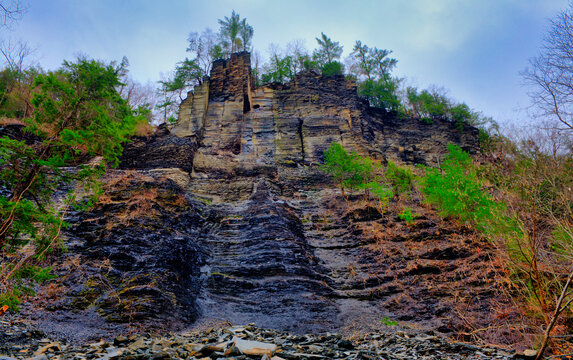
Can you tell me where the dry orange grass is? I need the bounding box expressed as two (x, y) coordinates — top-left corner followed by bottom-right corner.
(134, 122), (155, 137)
(0, 117), (26, 126)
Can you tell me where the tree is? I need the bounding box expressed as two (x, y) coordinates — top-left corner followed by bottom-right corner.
(0, 40), (36, 73)
(286, 39), (309, 74)
(239, 19), (254, 52)
(406, 86), (484, 127)
(360, 77), (401, 111)
(158, 58), (202, 104)
(187, 28), (219, 77)
(349, 40), (400, 111)
(321, 142), (374, 197)
(369, 48), (397, 79)
(0, 0), (24, 28)
(0, 57), (146, 299)
(523, 3), (573, 131)
(261, 43), (302, 84)
(313, 33), (343, 67)
(321, 61), (344, 77)
(351, 41), (375, 80)
(217, 10), (253, 54)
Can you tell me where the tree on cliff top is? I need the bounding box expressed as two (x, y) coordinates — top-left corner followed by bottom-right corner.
(187, 28), (219, 77)
(313, 32), (343, 67)
(218, 10), (254, 54)
(349, 40), (400, 111)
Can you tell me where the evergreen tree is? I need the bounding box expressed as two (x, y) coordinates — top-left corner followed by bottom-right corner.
(312, 33), (343, 67)
(217, 10), (254, 54)
(0, 57), (146, 253)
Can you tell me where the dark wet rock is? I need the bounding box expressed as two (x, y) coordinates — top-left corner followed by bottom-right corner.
(119, 123), (198, 172)
(0, 123), (41, 144)
(26, 171), (208, 338)
(197, 180), (338, 333)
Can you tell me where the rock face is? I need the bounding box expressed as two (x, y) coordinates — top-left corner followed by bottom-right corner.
(27, 52), (509, 345)
(173, 52), (478, 202)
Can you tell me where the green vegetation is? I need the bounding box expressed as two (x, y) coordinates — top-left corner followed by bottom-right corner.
(380, 316), (399, 326)
(321, 61), (344, 77)
(321, 142), (374, 197)
(386, 161), (414, 195)
(406, 87), (484, 129)
(349, 41), (401, 112)
(0, 56), (147, 310)
(419, 144), (508, 235)
(398, 207), (417, 225)
(366, 181), (393, 212)
(320, 142), (414, 212)
(218, 10), (254, 53)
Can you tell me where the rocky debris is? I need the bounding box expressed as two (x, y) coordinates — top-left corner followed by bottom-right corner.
(0, 323), (518, 360)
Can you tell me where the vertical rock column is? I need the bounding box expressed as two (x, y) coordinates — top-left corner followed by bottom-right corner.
(196, 52), (253, 157)
(171, 81), (210, 138)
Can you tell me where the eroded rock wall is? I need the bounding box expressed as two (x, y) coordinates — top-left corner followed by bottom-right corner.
(30, 52), (501, 341)
(173, 53), (478, 203)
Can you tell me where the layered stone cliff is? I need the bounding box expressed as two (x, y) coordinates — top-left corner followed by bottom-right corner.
(171, 52), (479, 202)
(21, 52), (511, 344)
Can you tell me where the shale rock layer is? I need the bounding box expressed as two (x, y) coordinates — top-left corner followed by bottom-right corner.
(21, 52), (511, 346)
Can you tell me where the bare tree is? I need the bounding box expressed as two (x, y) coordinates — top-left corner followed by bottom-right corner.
(0, 0), (25, 28)
(0, 39), (36, 72)
(187, 28), (218, 77)
(286, 39), (309, 74)
(523, 3), (573, 131)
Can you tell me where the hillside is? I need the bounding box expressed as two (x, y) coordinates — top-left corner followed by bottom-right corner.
(0, 51), (519, 347)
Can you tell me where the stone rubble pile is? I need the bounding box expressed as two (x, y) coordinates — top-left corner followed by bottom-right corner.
(1, 323), (529, 360)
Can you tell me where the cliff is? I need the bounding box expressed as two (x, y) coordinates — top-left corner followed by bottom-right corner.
(168, 52), (478, 202)
(19, 52), (509, 345)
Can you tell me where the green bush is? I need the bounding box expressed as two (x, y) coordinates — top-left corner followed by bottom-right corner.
(398, 207), (417, 225)
(386, 161), (414, 195)
(321, 142), (374, 196)
(359, 77), (402, 112)
(420, 144), (508, 235)
(321, 61), (345, 77)
(366, 181), (393, 211)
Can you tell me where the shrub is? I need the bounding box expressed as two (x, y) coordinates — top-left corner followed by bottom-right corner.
(321, 142), (374, 197)
(420, 144), (508, 235)
(398, 207), (417, 225)
(366, 181), (393, 212)
(359, 77), (402, 112)
(386, 161), (414, 195)
(321, 61), (345, 77)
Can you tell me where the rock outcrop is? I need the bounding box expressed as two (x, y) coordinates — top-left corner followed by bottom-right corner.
(172, 52), (478, 202)
(23, 52), (511, 346)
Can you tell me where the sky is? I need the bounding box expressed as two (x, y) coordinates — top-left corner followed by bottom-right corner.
(2, 0), (570, 127)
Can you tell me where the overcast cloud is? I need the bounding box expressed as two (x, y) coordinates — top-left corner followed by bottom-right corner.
(3, 0), (569, 126)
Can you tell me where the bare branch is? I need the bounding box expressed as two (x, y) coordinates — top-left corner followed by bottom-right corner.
(523, 4), (573, 131)
(0, 39), (36, 72)
(0, 0), (26, 29)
